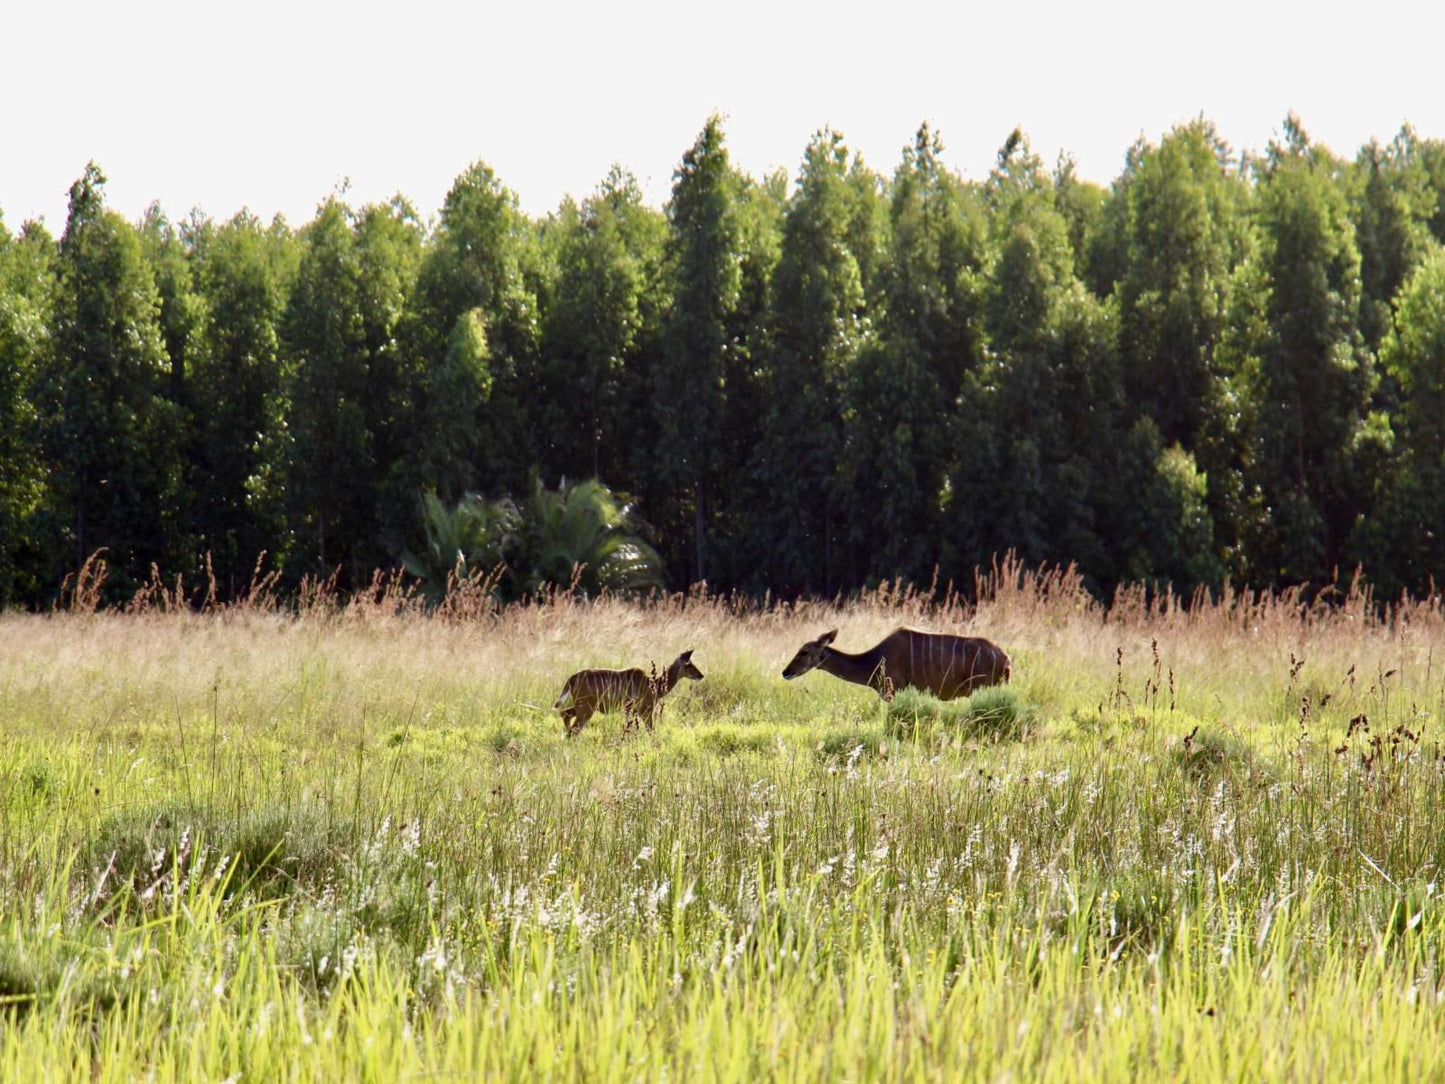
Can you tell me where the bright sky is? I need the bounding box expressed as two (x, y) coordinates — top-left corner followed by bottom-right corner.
(5, 0), (1443, 232)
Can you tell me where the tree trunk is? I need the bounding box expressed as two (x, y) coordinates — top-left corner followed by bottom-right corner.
(693, 478), (707, 586)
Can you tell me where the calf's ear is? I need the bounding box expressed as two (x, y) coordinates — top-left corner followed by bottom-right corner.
(819, 629), (838, 646)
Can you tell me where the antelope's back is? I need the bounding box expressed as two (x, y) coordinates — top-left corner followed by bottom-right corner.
(893, 628), (1010, 697)
(559, 666), (646, 710)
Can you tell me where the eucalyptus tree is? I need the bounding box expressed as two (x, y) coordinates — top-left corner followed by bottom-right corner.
(402, 162), (542, 499)
(843, 124), (983, 586)
(138, 204), (207, 405)
(352, 196), (425, 554)
(38, 164), (188, 592)
(1052, 153), (1108, 286)
(1353, 245), (1445, 596)
(137, 204), (210, 582)
(1112, 119), (1251, 449)
(1419, 135), (1445, 244)
(1244, 117), (1376, 585)
(947, 129), (1212, 593)
(0, 218), (55, 605)
(278, 197), (375, 579)
(651, 116), (746, 586)
(1349, 127), (1437, 354)
(750, 128), (876, 594)
(188, 210), (295, 594)
(1079, 146), (1138, 301)
(538, 166), (668, 485)
(704, 166), (786, 590)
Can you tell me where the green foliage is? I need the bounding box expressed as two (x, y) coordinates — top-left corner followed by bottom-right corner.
(539, 168), (667, 484)
(654, 116), (745, 585)
(279, 198), (374, 578)
(0, 219), (54, 606)
(8, 115), (1445, 606)
(1354, 246), (1445, 595)
(841, 126), (983, 585)
(1350, 127), (1437, 351)
(950, 134), (1134, 589)
(352, 197), (426, 546)
(1247, 118), (1376, 584)
(36, 163), (188, 595)
(188, 210), (294, 595)
(1111, 421), (1225, 592)
(402, 161), (543, 501)
(399, 490), (518, 601)
(509, 477), (665, 598)
(1113, 119), (1249, 448)
(401, 478), (664, 602)
(750, 128), (877, 594)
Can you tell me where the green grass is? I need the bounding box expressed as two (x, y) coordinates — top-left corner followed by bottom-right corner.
(1, 590), (1445, 1080)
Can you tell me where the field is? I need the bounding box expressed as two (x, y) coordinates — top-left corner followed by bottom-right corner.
(3, 564), (1445, 1081)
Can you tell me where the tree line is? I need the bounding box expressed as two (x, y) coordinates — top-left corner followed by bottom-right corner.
(3, 114), (1445, 609)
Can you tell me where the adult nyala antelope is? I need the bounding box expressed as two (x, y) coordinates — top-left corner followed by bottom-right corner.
(782, 628), (1010, 701)
(553, 650), (704, 736)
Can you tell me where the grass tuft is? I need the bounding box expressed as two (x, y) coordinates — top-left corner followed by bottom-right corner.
(885, 685), (1038, 742)
(814, 725), (889, 761)
(1172, 723), (1256, 781)
(84, 804), (343, 909)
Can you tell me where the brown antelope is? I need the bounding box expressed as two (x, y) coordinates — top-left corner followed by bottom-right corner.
(552, 650), (704, 736)
(782, 628), (1010, 701)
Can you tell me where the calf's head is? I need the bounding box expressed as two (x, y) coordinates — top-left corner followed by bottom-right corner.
(671, 649), (704, 682)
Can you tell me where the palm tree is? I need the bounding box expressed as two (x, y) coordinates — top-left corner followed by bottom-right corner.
(399, 491), (519, 602)
(400, 479), (665, 603)
(510, 478), (665, 598)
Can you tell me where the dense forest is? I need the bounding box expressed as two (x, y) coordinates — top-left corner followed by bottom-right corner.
(3, 114), (1445, 609)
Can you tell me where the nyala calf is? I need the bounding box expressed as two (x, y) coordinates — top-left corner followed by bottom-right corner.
(553, 649), (704, 736)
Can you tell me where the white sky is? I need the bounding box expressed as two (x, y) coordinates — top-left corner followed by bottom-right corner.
(4, 0), (1443, 231)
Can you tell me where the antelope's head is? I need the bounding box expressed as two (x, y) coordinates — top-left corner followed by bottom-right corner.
(671, 649), (704, 682)
(782, 629), (837, 680)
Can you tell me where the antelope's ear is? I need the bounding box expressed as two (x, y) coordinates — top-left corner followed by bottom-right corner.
(680, 649), (694, 661)
(819, 629), (838, 646)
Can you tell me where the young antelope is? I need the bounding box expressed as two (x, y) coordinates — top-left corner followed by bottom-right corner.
(552, 650), (704, 736)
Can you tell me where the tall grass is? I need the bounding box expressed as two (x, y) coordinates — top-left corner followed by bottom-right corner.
(3, 561), (1445, 1078)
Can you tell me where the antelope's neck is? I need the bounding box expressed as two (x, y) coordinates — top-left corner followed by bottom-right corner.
(658, 664), (684, 694)
(821, 646), (887, 689)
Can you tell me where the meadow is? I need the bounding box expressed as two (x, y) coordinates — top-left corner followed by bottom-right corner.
(2, 561), (1445, 1081)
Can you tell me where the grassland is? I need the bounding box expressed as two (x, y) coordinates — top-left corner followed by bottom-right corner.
(3, 563), (1445, 1080)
